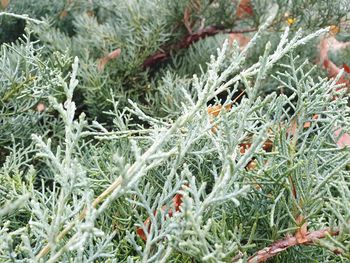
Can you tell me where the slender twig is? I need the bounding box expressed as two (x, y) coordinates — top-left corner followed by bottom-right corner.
(0, 12), (45, 24)
(35, 78), (213, 261)
(245, 228), (339, 263)
(143, 26), (257, 68)
(35, 26), (329, 261)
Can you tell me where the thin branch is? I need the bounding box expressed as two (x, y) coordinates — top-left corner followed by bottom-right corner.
(245, 228), (339, 263)
(35, 76), (213, 261)
(0, 12), (45, 24)
(143, 26), (257, 68)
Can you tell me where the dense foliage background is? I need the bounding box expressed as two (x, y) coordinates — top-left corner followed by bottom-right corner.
(1, 0), (350, 262)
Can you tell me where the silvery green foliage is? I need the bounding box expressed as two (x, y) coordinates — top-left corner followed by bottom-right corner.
(4, 0), (343, 119)
(120, 25), (350, 261)
(1, 16), (350, 263)
(0, 29), (68, 149)
(0, 58), (113, 262)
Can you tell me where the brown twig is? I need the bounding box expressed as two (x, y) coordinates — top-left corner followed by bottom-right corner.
(143, 0), (256, 69)
(246, 228), (339, 263)
(143, 26), (257, 68)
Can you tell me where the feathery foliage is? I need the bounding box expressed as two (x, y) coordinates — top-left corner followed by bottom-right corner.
(1, 0), (350, 262)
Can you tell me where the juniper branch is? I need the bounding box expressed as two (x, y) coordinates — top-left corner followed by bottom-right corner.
(245, 228), (340, 263)
(0, 12), (45, 24)
(143, 26), (257, 68)
(35, 49), (222, 261)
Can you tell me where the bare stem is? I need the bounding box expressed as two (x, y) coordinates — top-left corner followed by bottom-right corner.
(143, 26), (257, 68)
(245, 228), (339, 263)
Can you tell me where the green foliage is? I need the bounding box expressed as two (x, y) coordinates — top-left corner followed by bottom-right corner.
(0, 29), (67, 158)
(1, 0), (350, 262)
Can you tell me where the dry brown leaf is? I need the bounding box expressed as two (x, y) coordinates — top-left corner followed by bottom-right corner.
(59, 10), (68, 19)
(98, 48), (121, 72)
(318, 35), (350, 87)
(318, 31), (350, 148)
(295, 215), (308, 244)
(343, 63), (350, 74)
(36, 102), (46, 113)
(334, 128), (350, 148)
(246, 160), (257, 170)
(86, 10), (94, 17)
(1, 0), (9, 9)
(207, 104), (232, 117)
(59, 0), (74, 19)
(236, 0), (253, 18)
(183, 7), (193, 34)
(136, 185), (186, 241)
(329, 25), (340, 35)
(191, 0), (201, 13)
(228, 33), (250, 49)
(303, 114), (319, 129)
(207, 104), (231, 133)
(207, 90), (245, 133)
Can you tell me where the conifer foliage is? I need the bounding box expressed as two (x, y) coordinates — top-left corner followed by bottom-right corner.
(1, 0), (350, 262)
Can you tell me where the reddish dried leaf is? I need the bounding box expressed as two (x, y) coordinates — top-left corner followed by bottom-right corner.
(98, 48), (121, 72)
(329, 25), (340, 36)
(303, 114), (319, 128)
(1, 0), (9, 9)
(183, 7), (192, 34)
(289, 114), (319, 135)
(239, 143), (251, 154)
(318, 36), (350, 88)
(192, 0), (201, 13)
(246, 160), (257, 170)
(334, 128), (350, 148)
(239, 140), (272, 155)
(294, 33), (350, 148)
(207, 90), (245, 120)
(262, 140), (273, 151)
(59, 0), (74, 19)
(287, 118), (298, 137)
(343, 63), (350, 74)
(207, 104), (232, 117)
(36, 102), (46, 113)
(295, 215), (308, 244)
(136, 191), (184, 241)
(173, 192), (183, 212)
(208, 104), (233, 133)
(228, 33), (251, 49)
(236, 0), (253, 18)
(107, 48), (122, 59)
(136, 217), (150, 241)
(86, 10), (94, 17)
(59, 10), (68, 19)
